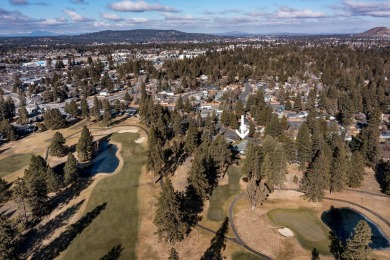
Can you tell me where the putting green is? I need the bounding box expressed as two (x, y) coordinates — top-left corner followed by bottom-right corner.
(268, 208), (330, 254)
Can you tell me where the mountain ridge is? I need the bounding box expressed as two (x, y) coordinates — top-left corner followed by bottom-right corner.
(355, 27), (390, 37)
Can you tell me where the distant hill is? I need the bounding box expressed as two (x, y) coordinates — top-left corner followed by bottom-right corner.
(213, 31), (255, 37)
(0, 30), (59, 37)
(0, 29), (228, 45)
(68, 29), (226, 43)
(355, 27), (390, 37)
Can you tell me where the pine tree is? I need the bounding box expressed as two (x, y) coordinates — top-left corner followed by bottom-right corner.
(102, 99), (111, 127)
(64, 153), (79, 186)
(17, 92), (28, 125)
(92, 96), (101, 120)
(0, 178), (10, 203)
(330, 144), (348, 193)
(124, 91), (131, 102)
(168, 247), (180, 260)
(43, 108), (66, 130)
(0, 215), (19, 260)
(293, 94), (302, 112)
(0, 119), (17, 141)
(244, 177), (269, 209)
(347, 151), (365, 188)
(261, 154), (273, 184)
(242, 142), (262, 180)
(11, 178), (29, 224)
(24, 155), (49, 218)
(80, 97), (89, 119)
(49, 132), (67, 157)
(296, 123), (312, 170)
(176, 95), (184, 110)
(187, 151), (210, 200)
(153, 178), (186, 243)
(342, 220), (372, 260)
(46, 167), (63, 193)
(184, 120), (198, 154)
(269, 146), (287, 191)
(209, 135), (232, 177)
(76, 126), (94, 162)
(300, 151), (330, 202)
(146, 126), (165, 180)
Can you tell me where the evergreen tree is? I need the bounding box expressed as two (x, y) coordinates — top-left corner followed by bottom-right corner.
(209, 135), (232, 177)
(261, 154), (273, 184)
(242, 142), (262, 180)
(347, 151), (365, 188)
(102, 99), (111, 127)
(146, 126), (165, 180)
(124, 91), (131, 102)
(76, 126), (94, 162)
(269, 146), (287, 191)
(234, 100), (245, 117)
(265, 113), (282, 137)
(153, 178), (186, 243)
(65, 100), (79, 118)
(184, 120), (199, 154)
(92, 96), (102, 120)
(46, 167), (63, 193)
(11, 178), (29, 223)
(24, 155), (49, 218)
(168, 247), (179, 260)
(293, 94), (302, 112)
(296, 123), (312, 170)
(244, 177), (269, 209)
(176, 95), (184, 110)
(342, 220), (372, 260)
(300, 151), (330, 202)
(17, 92), (28, 125)
(80, 97), (89, 119)
(330, 144), (348, 193)
(0, 215), (19, 260)
(49, 132), (67, 157)
(0, 178), (10, 204)
(187, 151), (210, 200)
(43, 108), (66, 130)
(0, 119), (17, 141)
(64, 153), (79, 185)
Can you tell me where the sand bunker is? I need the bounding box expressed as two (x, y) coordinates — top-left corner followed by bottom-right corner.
(135, 137), (145, 143)
(278, 227), (294, 237)
(118, 128), (138, 133)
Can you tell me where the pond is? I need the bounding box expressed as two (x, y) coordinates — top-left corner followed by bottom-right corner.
(321, 207), (390, 250)
(81, 139), (119, 176)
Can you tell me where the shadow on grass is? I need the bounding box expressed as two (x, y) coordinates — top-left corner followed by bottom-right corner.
(375, 161), (390, 195)
(201, 217), (229, 260)
(20, 200), (85, 257)
(31, 202), (107, 260)
(48, 178), (93, 212)
(99, 244), (124, 260)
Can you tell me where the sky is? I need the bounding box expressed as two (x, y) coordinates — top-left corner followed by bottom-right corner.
(0, 0), (389, 35)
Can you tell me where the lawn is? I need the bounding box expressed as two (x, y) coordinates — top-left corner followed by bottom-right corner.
(267, 208), (331, 255)
(207, 165), (241, 221)
(0, 153), (32, 178)
(64, 132), (145, 259)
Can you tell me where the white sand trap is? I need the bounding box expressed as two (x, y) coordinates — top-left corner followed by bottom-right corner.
(278, 227), (294, 237)
(118, 128), (138, 133)
(135, 137), (145, 143)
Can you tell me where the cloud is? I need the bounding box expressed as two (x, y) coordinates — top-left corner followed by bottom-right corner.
(69, 0), (88, 4)
(204, 9), (241, 15)
(276, 7), (326, 18)
(63, 8), (94, 22)
(41, 17), (68, 26)
(341, 0), (390, 17)
(109, 1), (178, 13)
(9, 0), (28, 5)
(8, 0), (47, 5)
(101, 13), (123, 21)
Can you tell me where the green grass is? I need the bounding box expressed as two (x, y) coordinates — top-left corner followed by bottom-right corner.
(267, 208), (331, 255)
(0, 153), (32, 178)
(64, 132), (145, 260)
(207, 166), (241, 221)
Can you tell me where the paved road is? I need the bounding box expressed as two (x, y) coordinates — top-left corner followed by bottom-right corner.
(228, 193), (272, 259)
(239, 82), (252, 106)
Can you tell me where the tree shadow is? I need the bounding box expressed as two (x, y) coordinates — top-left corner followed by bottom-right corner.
(201, 217), (229, 260)
(31, 202), (107, 260)
(19, 200), (85, 257)
(329, 231), (344, 260)
(311, 247), (320, 260)
(48, 177), (93, 212)
(99, 244), (124, 260)
(375, 161), (390, 195)
(182, 184), (204, 233)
